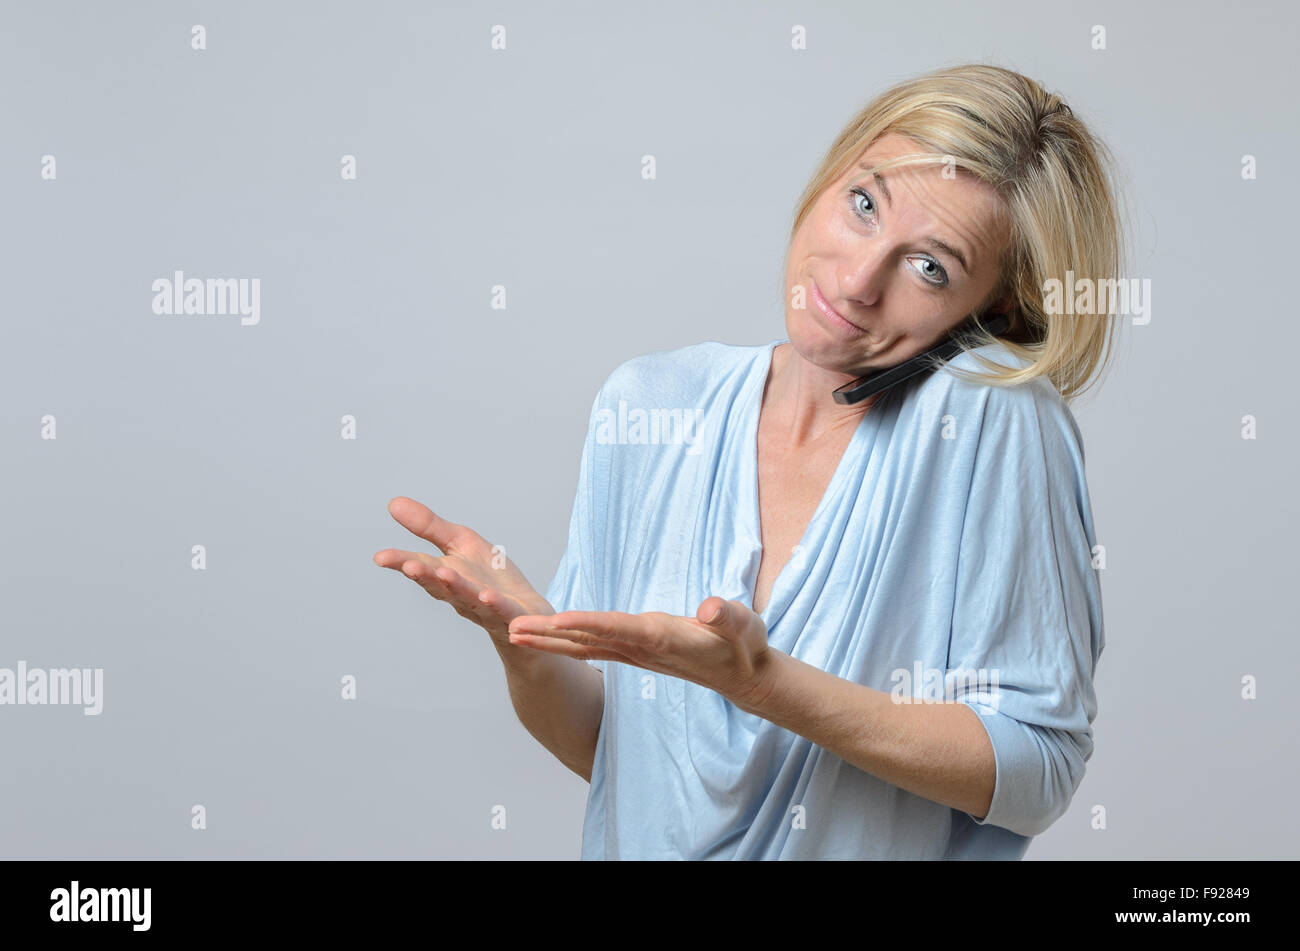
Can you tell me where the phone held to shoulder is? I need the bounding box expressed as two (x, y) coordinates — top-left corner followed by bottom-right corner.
(831, 312), (1012, 406)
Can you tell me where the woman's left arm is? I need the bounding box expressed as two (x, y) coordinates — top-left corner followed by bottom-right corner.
(731, 644), (996, 820)
(506, 598), (995, 821)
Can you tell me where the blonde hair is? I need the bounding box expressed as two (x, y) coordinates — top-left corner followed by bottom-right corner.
(787, 63), (1131, 402)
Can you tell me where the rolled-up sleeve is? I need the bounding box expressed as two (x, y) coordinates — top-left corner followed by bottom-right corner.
(946, 380), (1105, 838)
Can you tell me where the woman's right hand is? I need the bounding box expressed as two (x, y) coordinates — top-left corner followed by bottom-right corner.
(374, 496), (554, 648)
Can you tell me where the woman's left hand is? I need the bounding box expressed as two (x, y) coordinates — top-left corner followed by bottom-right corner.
(507, 597), (774, 707)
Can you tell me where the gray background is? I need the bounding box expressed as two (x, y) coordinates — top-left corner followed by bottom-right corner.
(2, 0), (1296, 859)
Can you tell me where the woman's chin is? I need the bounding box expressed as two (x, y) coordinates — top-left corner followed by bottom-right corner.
(786, 317), (871, 370)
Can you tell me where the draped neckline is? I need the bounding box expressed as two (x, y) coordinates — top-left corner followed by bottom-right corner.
(738, 339), (880, 629)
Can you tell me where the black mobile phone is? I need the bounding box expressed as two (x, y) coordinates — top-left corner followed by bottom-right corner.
(831, 312), (1012, 405)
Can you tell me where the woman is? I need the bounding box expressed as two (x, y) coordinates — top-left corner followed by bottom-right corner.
(375, 63), (1125, 860)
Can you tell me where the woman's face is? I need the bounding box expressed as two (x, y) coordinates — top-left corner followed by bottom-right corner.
(784, 132), (1011, 376)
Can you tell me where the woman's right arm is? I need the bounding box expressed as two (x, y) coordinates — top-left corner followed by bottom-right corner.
(491, 638), (604, 783)
(374, 496), (604, 782)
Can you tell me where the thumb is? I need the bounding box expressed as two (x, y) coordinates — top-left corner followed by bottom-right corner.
(698, 597), (728, 625)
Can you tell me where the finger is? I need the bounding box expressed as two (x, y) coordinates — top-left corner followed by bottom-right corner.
(474, 586), (525, 620)
(523, 611), (651, 646)
(414, 565), (517, 627)
(386, 497), (483, 556)
(396, 557), (438, 585)
(508, 614), (648, 656)
(507, 631), (641, 666)
(373, 551), (447, 591)
(697, 597), (728, 625)
(377, 550), (504, 629)
(373, 548), (440, 571)
(378, 556), (465, 609)
(427, 564), (483, 603)
(409, 564), (493, 620)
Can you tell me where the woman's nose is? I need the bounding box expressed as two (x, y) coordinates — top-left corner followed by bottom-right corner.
(837, 245), (890, 307)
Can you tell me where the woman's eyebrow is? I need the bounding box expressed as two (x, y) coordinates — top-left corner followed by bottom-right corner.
(858, 163), (971, 275)
(924, 235), (970, 275)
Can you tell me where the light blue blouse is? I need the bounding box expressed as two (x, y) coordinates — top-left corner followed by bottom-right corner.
(544, 337), (1105, 860)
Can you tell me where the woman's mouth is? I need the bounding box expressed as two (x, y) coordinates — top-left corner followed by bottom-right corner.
(811, 281), (868, 335)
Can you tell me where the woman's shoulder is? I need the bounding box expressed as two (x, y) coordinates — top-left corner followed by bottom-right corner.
(928, 339), (1066, 410)
(917, 339), (1087, 463)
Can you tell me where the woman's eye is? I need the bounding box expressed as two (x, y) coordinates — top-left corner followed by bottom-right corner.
(849, 187), (876, 220)
(910, 256), (949, 288)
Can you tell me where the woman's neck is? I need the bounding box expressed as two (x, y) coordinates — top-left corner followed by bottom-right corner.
(762, 342), (879, 449)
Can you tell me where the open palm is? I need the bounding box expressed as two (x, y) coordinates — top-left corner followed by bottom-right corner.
(374, 496), (553, 645)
